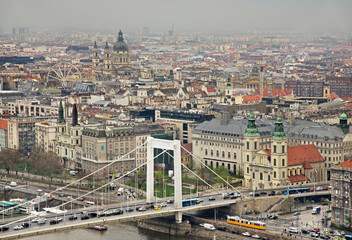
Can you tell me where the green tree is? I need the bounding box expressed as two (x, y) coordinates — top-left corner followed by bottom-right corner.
(214, 165), (231, 184)
(29, 151), (62, 184)
(0, 148), (24, 174)
(137, 169), (146, 189)
(155, 170), (163, 184)
(346, 216), (352, 229)
(282, 197), (295, 212)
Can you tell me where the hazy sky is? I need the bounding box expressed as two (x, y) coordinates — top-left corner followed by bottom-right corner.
(1, 0), (352, 34)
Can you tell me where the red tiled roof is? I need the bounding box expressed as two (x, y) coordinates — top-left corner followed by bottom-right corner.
(181, 143), (192, 157)
(0, 119), (8, 129)
(330, 92), (339, 100)
(338, 158), (352, 168)
(288, 174), (307, 183)
(287, 144), (324, 167)
(243, 95), (261, 103)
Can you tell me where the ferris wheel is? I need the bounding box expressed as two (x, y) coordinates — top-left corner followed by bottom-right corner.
(46, 62), (81, 87)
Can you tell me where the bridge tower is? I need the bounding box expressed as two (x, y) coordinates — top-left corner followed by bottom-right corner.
(146, 137), (183, 223)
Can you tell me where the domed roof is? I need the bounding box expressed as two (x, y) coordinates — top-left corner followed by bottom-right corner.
(340, 113), (348, 120)
(113, 30), (128, 52)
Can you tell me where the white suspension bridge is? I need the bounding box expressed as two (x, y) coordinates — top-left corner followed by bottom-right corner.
(0, 137), (241, 239)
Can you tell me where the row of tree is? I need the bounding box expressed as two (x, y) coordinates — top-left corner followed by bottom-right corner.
(0, 149), (62, 180)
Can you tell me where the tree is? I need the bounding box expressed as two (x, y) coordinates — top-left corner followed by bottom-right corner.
(0, 148), (24, 174)
(214, 166), (231, 184)
(137, 169), (146, 189)
(282, 197), (295, 212)
(155, 170), (163, 184)
(346, 216), (352, 229)
(29, 151), (62, 184)
(196, 166), (216, 186)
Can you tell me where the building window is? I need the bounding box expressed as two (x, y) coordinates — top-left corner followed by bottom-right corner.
(247, 142), (249, 150)
(247, 155), (249, 162)
(211, 150), (213, 156)
(282, 145), (285, 153)
(273, 145), (277, 153)
(260, 172), (263, 180)
(216, 150), (219, 157)
(274, 171), (277, 178)
(253, 173), (255, 179)
(247, 167), (249, 174)
(282, 171), (285, 178)
(254, 142), (257, 150)
(228, 152), (230, 158)
(222, 151), (225, 158)
(234, 153), (237, 159)
(282, 159), (285, 166)
(273, 158), (276, 166)
(205, 149), (208, 155)
(268, 175), (270, 181)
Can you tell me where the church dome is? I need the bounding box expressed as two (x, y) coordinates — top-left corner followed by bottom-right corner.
(340, 113), (348, 120)
(113, 30), (128, 52)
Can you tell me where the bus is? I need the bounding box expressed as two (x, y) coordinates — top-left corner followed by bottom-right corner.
(182, 199), (197, 207)
(284, 188), (310, 195)
(345, 235), (352, 240)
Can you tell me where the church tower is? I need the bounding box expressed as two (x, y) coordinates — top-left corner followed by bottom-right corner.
(338, 113), (349, 134)
(92, 41), (100, 71)
(271, 115), (288, 187)
(57, 100), (66, 133)
(113, 30), (131, 68)
(103, 41), (112, 75)
(244, 112), (260, 189)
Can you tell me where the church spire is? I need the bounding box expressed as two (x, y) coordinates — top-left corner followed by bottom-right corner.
(72, 103), (78, 126)
(272, 115), (286, 140)
(118, 30), (123, 42)
(58, 100), (65, 124)
(94, 41), (97, 48)
(245, 112), (259, 137)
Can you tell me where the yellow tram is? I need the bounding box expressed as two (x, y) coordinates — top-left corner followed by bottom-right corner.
(227, 215), (266, 230)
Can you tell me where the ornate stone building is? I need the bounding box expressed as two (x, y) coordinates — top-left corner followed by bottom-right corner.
(92, 30), (134, 77)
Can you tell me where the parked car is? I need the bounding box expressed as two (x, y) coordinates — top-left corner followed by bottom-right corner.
(138, 206), (146, 212)
(13, 225), (23, 230)
(217, 226), (227, 231)
(209, 196), (216, 201)
(22, 222), (30, 228)
(254, 193), (260, 197)
(242, 232), (251, 237)
(252, 234), (260, 239)
(68, 215), (77, 220)
(260, 192), (267, 195)
(231, 230), (238, 234)
(269, 191), (276, 196)
(289, 227), (299, 233)
(166, 199), (174, 204)
(126, 207), (134, 212)
(81, 214), (89, 220)
(294, 212), (301, 216)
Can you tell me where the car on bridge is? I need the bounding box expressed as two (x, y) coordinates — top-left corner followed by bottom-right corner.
(154, 205), (163, 210)
(69, 215), (77, 220)
(209, 196), (216, 201)
(138, 206), (146, 212)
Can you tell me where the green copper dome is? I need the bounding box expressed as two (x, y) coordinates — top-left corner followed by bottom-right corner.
(226, 74), (232, 87)
(113, 30), (128, 52)
(272, 115), (286, 140)
(340, 113), (348, 121)
(245, 112), (259, 137)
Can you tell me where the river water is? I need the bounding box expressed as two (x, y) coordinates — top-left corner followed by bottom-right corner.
(23, 222), (192, 240)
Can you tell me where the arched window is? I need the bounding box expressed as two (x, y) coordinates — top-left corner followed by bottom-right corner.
(282, 159), (285, 166)
(234, 153), (237, 159)
(216, 150), (219, 157)
(211, 150), (213, 156)
(273, 159), (276, 166)
(260, 172), (263, 180)
(205, 149), (208, 155)
(216, 162), (219, 168)
(247, 167), (249, 174)
(274, 171), (277, 178)
(228, 152), (230, 158)
(222, 151), (225, 158)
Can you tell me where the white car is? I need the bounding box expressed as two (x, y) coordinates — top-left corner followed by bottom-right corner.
(38, 218), (46, 224)
(249, 192), (254, 196)
(13, 225), (23, 230)
(289, 227), (299, 233)
(160, 202), (167, 207)
(31, 218), (39, 223)
(201, 223), (215, 231)
(242, 232), (251, 236)
(252, 234), (260, 239)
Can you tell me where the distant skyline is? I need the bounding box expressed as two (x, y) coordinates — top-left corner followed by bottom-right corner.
(1, 0), (352, 34)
